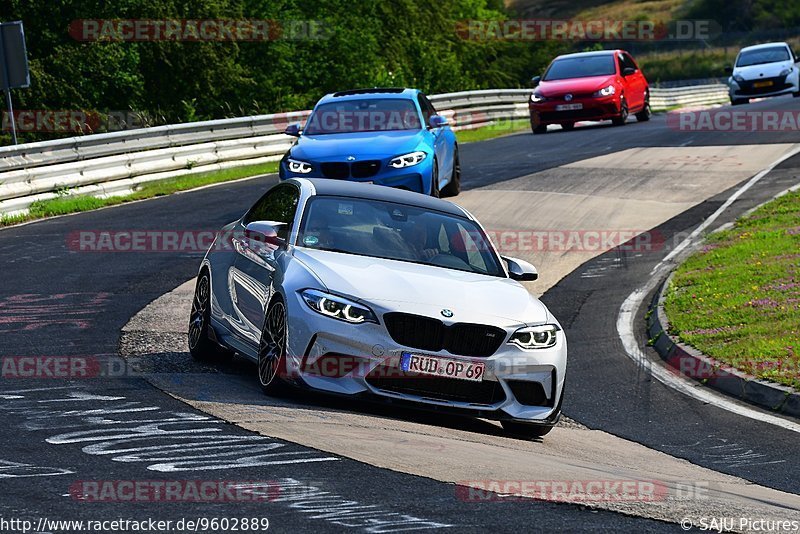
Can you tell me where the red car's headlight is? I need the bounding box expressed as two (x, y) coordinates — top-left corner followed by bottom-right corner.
(592, 85), (616, 97)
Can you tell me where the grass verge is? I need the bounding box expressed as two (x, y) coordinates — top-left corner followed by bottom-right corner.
(663, 190), (800, 389)
(456, 119), (530, 143)
(0, 161), (278, 227)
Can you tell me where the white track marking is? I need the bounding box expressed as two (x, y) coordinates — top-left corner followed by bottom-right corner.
(618, 144), (800, 433)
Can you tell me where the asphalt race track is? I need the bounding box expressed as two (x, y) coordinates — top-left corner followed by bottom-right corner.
(2, 96), (800, 532)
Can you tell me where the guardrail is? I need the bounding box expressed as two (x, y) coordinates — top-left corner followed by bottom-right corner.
(649, 83), (730, 110)
(0, 84), (729, 216)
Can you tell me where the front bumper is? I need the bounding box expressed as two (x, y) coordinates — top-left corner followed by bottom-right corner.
(279, 154), (430, 194)
(283, 291), (567, 423)
(729, 75), (798, 99)
(529, 95), (621, 125)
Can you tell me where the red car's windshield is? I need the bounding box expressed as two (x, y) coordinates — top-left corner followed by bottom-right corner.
(543, 55), (616, 81)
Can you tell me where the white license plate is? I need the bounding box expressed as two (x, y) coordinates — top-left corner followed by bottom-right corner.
(400, 352), (485, 382)
(555, 103), (583, 111)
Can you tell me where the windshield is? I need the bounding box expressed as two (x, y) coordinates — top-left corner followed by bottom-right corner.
(543, 55), (616, 81)
(298, 196), (504, 277)
(304, 98), (421, 135)
(736, 46), (791, 67)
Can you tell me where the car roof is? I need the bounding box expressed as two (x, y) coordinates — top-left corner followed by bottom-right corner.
(288, 178), (469, 218)
(739, 42), (790, 53)
(553, 50), (622, 61)
(317, 87), (420, 105)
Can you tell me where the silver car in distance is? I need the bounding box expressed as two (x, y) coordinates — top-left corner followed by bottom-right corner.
(189, 178), (567, 438)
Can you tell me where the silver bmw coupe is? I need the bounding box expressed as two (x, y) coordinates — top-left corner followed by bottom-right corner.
(189, 178), (567, 438)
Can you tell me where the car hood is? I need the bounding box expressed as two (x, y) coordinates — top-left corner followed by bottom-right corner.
(537, 75), (617, 96)
(734, 60), (794, 79)
(291, 130), (426, 160)
(293, 248), (550, 326)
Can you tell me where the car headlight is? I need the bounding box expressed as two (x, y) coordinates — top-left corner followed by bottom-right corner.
(389, 151), (426, 169)
(593, 85), (616, 97)
(300, 289), (377, 324)
(733, 74), (745, 83)
(530, 92), (547, 103)
(780, 67), (793, 77)
(509, 324), (560, 349)
(288, 158), (313, 174)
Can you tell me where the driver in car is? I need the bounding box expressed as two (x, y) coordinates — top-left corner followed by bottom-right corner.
(405, 222), (439, 261)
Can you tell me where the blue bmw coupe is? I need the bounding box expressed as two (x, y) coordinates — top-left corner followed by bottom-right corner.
(279, 88), (461, 197)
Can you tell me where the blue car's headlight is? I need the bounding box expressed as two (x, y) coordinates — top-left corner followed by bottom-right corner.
(288, 158), (313, 174)
(300, 289), (377, 324)
(509, 324), (560, 349)
(389, 151), (426, 169)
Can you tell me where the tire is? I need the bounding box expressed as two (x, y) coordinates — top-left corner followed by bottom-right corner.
(611, 99), (628, 126)
(561, 122), (575, 131)
(440, 147), (461, 197)
(793, 91), (800, 98)
(258, 297), (289, 395)
(731, 98), (748, 106)
(532, 124), (547, 134)
(188, 271), (225, 361)
(635, 93), (651, 122)
(429, 158), (440, 198)
(502, 421), (554, 438)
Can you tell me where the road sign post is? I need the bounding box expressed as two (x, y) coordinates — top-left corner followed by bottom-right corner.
(0, 21), (31, 145)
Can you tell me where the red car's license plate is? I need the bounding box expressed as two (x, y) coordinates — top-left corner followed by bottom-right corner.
(400, 352), (485, 382)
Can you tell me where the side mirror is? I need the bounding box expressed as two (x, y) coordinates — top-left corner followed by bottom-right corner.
(530, 76), (541, 87)
(503, 256), (538, 281)
(284, 123), (302, 137)
(724, 65), (733, 74)
(428, 115), (448, 129)
(244, 221), (287, 249)
(622, 67), (636, 76)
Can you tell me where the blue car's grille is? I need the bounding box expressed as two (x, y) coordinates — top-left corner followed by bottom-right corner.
(351, 161), (381, 178)
(320, 160), (381, 180)
(321, 162), (349, 179)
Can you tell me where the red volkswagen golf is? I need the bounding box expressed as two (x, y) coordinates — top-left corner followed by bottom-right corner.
(528, 50), (651, 134)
